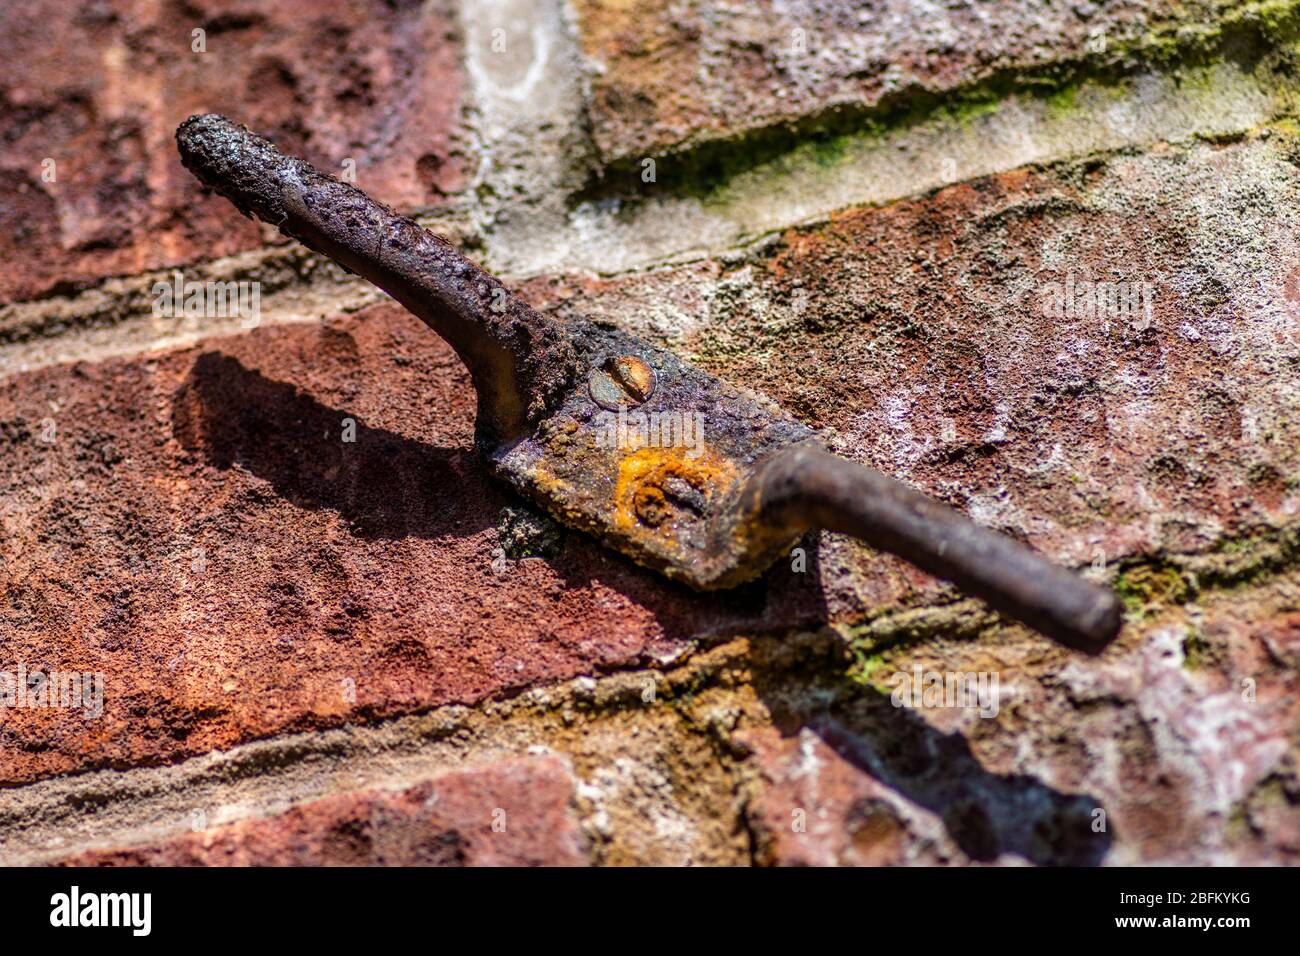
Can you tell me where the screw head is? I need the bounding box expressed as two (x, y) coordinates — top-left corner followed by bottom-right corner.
(588, 355), (656, 410)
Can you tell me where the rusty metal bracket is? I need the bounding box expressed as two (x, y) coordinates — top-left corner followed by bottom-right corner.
(176, 114), (1123, 654)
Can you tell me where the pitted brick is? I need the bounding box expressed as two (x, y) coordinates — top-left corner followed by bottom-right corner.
(570, 0), (1241, 164)
(0, 0), (467, 303)
(0, 301), (824, 786)
(58, 756), (587, 866)
(522, 132), (1300, 614)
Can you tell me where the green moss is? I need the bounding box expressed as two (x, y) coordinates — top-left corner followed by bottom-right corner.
(849, 651), (894, 691)
(1175, 64), (1221, 95)
(1217, 537), (1252, 557)
(1223, 799), (1256, 843)
(810, 132), (852, 168)
(1255, 0), (1300, 35)
(1198, 523), (1300, 589)
(1111, 523), (1296, 619)
(1182, 630), (1211, 669)
(497, 504), (564, 560)
(1045, 85), (1080, 117)
(1125, 0), (1300, 66)
(935, 92), (1003, 126)
(1114, 563), (1194, 616)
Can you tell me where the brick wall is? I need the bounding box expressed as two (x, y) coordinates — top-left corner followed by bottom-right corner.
(1, 0), (1298, 865)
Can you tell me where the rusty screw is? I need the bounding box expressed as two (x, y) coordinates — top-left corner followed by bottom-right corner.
(588, 355), (657, 410)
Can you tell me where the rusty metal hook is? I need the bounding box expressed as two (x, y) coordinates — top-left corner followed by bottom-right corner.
(176, 114), (1122, 654)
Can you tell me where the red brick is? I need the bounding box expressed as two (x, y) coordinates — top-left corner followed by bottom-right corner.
(0, 302), (824, 786)
(523, 134), (1300, 608)
(570, 0), (1218, 163)
(743, 725), (920, 867)
(59, 756), (587, 866)
(742, 569), (1300, 866)
(0, 0), (467, 303)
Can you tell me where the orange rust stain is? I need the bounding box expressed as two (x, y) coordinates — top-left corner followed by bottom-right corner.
(613, 445), (736, 538)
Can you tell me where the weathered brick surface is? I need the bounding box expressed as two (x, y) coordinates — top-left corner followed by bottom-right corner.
(744, 725), (939, 866)
(0, 0), (466, 303)
(570, 0), (1242, 163)
(59, 756), (587, 866)
(0, 302), (822, 786)
(3, 0), (1300, 869)
(742, 566), (1300, 866)
(5, 131), (1299, 792)
(525, 131), (1300, 614)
